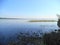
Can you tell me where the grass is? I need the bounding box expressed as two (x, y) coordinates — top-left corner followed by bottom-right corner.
(29, 20), (57, 22)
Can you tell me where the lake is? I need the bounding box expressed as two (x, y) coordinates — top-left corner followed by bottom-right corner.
(0, 19), (58, 36)
(0, 19), (59, 45)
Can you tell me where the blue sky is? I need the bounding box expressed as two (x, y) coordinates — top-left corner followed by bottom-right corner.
(0, 0), (60, 19)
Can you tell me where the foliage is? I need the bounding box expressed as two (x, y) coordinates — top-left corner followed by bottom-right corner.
(43, 29), (60, 45)
(57, 19), (60, 27)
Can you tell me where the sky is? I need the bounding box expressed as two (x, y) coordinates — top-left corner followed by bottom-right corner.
(0, 0), (60, 19)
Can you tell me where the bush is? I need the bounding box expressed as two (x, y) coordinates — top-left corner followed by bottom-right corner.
(57, 19), (60, 27)
(43, 29), (60, 45)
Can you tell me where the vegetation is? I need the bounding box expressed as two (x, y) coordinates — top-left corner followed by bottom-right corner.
(42, 19), (60, 45)
(57, 19), (60, 27)
(29, 20), (57, 22)
(43, 29), (60, 45)
(8, 32), (43, 45)
(0, 29), (60, 45)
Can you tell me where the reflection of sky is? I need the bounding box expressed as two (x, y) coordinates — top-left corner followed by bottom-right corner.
(0, 0), (60, 19)
(0, 20), (58, 35)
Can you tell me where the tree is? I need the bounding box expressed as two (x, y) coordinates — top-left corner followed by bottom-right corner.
(57, 19), (60, 27)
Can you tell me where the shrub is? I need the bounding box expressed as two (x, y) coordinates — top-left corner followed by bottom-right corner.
(57, 19), (60, 27)
(43, 29), (60, 45)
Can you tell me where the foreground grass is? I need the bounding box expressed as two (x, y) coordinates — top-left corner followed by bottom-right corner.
(43, 29), (60, 45)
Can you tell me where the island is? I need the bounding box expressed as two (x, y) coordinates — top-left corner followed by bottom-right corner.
(29, 20), (57, 22)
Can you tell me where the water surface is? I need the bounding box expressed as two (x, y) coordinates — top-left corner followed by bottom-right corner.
(0, 19), (58, 37)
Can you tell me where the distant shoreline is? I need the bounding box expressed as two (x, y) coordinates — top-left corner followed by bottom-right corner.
(0, 18), (57, 22)
(29, 20), (57, 22)
(0, 18), (26, 20)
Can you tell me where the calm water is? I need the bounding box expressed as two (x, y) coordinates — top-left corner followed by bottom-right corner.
(0, 19), (58, 37)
